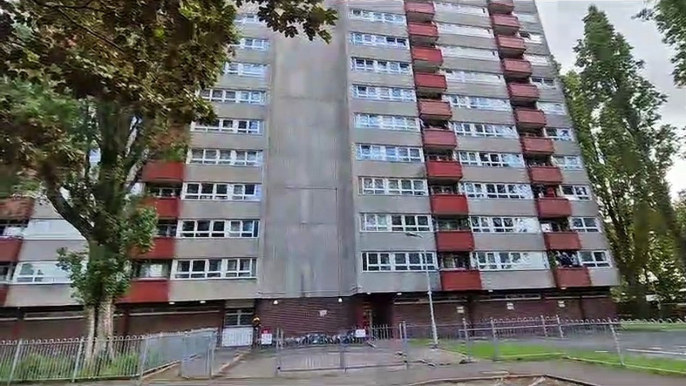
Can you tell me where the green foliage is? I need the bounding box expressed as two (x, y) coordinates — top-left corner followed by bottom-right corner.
(637, 0), (686, 86)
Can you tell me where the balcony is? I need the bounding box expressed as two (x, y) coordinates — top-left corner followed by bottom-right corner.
(488, 0), (515, 14)
(496, 35), (526, 57)
(441, 270), (482, 291)
(528, 166), (563, 184)
(508, 83), (540, 104)
(118, 279), (169, 304)
(405, 1), (435, 22)
(418, 100), (452, 121)
(536, 197), (572, 218)
(553, 267), (592, 288)
(514, 108), (546, 129)
(422, 129), (456, 149)
(426, 161), (463, 180)
(0, 198), (33, 219)
(141, 161), (184, 183)
(143, 197), (180, 219)
(436, 231), (475, 252)
(491, 14), (520, 35)
(414, 73), (447, 95)
(0, 238), (22, 263)
(544, 232), (582, 250)
(408, 22), (438, 44)
(431, 194), (468, 215)
(0, 284), (7, 306)
(412, 47), (443, 70)
(520, 136), (553, 155)
(502, 59), (532, 79)
(140, 237), (175, 260)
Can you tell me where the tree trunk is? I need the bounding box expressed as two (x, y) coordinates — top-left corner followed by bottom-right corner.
(83, 306), (96, 361)
(93, 298), (115, 358)
(625, 278), (650, 319)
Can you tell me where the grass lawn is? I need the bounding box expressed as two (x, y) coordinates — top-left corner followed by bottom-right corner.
(620, 322), (686, 332)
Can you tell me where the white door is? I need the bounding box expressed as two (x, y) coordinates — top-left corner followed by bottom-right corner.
(221, 327), (253, 347)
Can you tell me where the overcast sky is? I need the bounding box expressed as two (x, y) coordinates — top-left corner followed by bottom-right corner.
(535, 0), (686, 196)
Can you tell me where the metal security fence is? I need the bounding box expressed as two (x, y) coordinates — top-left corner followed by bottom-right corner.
(0, 328), (217, 384)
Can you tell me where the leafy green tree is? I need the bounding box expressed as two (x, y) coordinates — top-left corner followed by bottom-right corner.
(0, 0), (335, 354)
(637, 0), (686, 86)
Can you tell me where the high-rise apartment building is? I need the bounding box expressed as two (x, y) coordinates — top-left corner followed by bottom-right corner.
(0, 0), (618, 343)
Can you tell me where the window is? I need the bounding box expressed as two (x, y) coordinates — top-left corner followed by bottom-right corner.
(352, 85), (416, 102)
(22, 220), (83, 240)
(513, 12), (538, 23)
(1, 220), (27, 237)
(360, 214), (432, 232)
(235, 13), (262, 24)
(544, 127), (574, 141)
(441, 70), (503, 84)
(530, 77), (556, 89)
(350, 58), (411, 74)
(349, 9), (405, 24)
(13, 262), (70, 284)
(444, 95), (511, 111)
(458, 152), (525, 167)
(577, 251), (611, 268)
(225, 308), (254, 326)
(199, 89), (266, 105)
(524, 54), (550, 66)
(0, 263), (13, 282)
(233, 37), (269, 51)
(147, 185), (181, 198)
(183, 183), (261, 201)
(470, 216), (541, 233)
(350, 33), (408, 49)
(471, 252), (548, 270)
(439, 46), (498, 60)
(223, 62), (267, 78)
(359, 178), (427, 196)
(133, 262), (170, 279)
(178, 220), (259, 238)
(434, 2), (487, 16)
(188, 149), (263, 166)
(437, 23), (493, 38)
(354, 114), (419, 131)
(560, 185), (591, 201)
(538, 102), (567, 115)
(192, 119), (263, 135)
(460, 183), (533, 199)
(553, 155), (583, 170)
(435, 217), (470, 231)
(172, 258), (257, 279)
(570, 217), (600, 232)
(362, 252), (437, 272)
(519, 31), (544, 44)
(356, 145), (423, 163)
(156, 220), (177, 237)
(451, 122), (518, 138)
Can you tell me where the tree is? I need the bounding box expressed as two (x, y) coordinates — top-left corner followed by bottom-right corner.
(637, 0), (686, 86)
(0, 0), (336, 355)
(560, 6), (683, 317)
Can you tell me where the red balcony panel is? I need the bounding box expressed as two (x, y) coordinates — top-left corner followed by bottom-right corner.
(508, 83), (540, 103)
(436, 231), (475, 252)
(537, 197), (572, 218)
(528, 166), (563, 184)
(491, 14), (520, 35)
(141, 161), (184, 183)
(514, 108), (547, 129)
(488, 0), (515, 14)
(143, 197), (180, 219)
(496, 35), (526, 56)
(553, 267), (592, 288)
(431, 195), (469, 215)
(441, 270), (482, 291)
(0, 284), (8, 306)
(422, 129), (456, 148)
(418, 100), (452, 121)
(544, 232), (582, 251)
(426, 161), (463, 180)
(0, 198), (33, 219)
(414, 73), (447, 94)
(0, 238), (22, 263)
(405, 1), (435, 22)
(408, 22), (438, 43)
(521, 137), (553, 155)
(119, 279), (169, 304)
(502, 59), (532, 79)
(139, 237), (176, 260)
(412, 47), (443, 70)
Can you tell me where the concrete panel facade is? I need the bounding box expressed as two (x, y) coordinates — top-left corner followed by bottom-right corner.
(461, 166), (530, 183)
(451, 108), (514, 124)
(175, 238), (259, 258)
(589, 268), (620, 287)
(442, 57), (502, 73)
(578, 233), (610, 250)
(467, 199), (537, 216)
(457, 137), (522, 153)
(561, 169), (591, 184)
(190, 132), (266, 150)
(358, 272), (440, 293)
(180, 201), (261, 219)
(5, 285), (77, 307)
(353, 129), (422, 146)
(570, 201), (600, 217)
(473, 233), (545, 251)
(553, 140), (582, 155)
(184, 164), (263, 183)
(359, 232), (436, 251)
(168, 280), (258, 301)
(18, 240), (87, 261)
(445, 82), (508, 98)
(357, 196), (431, 214)
(480, 270), (554, 290)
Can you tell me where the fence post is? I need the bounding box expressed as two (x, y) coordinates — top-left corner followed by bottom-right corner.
(339, 337), (346, 372)
(136, 336), (150, 385)
(7, 339), (23, 386)
(401, 321), (409, 369)
(462, 318), (471, 362)
(490, 319), (500, 361)
(206, 333), (216, 378)
(608, 319), (625, 366)
(71, 337), (85, 383)
(540, 315), (548, 338)
(556, 315), (564, 338)
(275, 329), (282, 376)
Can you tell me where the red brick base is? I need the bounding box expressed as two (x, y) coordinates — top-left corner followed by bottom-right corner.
(255, 297), (354, 336)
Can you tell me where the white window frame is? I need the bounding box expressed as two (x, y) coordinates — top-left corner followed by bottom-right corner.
(441, 70), (504, 84)
(356, 144), (424, 163)
(434, 2), (487, 16)
(458, 151), (525, 167)
(182, 183), (261, 201)
(538, 102), (567, 115)
(359, 177), (427, 196)
(459, 182), (533, 199)
(233, 37), (270, 51)
(349, 9), (406, 24)
(437, 23), (493, 38)
(352, 85), (416, 102)
(354, 114), (419, 131)
(471, 251), (548, 271)
(235, 13), (263, 25)
(133, 262), (170, 280)
(191, 119), (263, 135)
(223, 62), (267, 78)
(444, 95), (512, 111)
(13, 262), (71, 284)
(172, 258), (257, 279)
(530, 76), (557, 89)
(524, 54), (550, 66)
(470, 216), (541, 233)
(1, 220), (27, 238)
(576, 251), (611, 268)
(560, 185), (591, 201)
(360, 214), (433, 232)
(519, 31), (544, 44)
(544, 127), (574, 141)
(350, 58), (412, 75)
(438, 45), (499, 61)
(451, 122), (518, 138)
(1, 263), (14, 283)
(513, 12), (538, 23)
(350, 33), (408, 49)
(200, 89), (266, 105)
(178, 220), (260, 238)
(187, 149), (263, 166)
(553, 155), (583, 170)
(570, 217), (601, 233)
(362, 252), (437, 272)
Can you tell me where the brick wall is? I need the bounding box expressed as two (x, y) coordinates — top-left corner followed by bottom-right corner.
(256, 297), (352, 336)
(471, 298), (584, 321)
(581, 296), (617, 320)
(393, 301), (468, 326)
(126, 311), (223, 335)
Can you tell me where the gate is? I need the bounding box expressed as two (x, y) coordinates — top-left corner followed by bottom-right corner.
(274, 324), (408, 373)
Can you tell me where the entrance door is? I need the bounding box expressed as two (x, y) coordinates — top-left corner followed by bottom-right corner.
(221, 308), (254, 347)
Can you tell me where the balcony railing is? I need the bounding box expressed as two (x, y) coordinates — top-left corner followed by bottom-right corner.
(0, 197), (33, 219)
(502, 58), (532, 79)
(487, 0), (515, 14)
(415, 73), (447, 95)
(141, 161), (184, 183)
(139, 237), (176, 260)
(435, 231), (475, 252)
(514, 108), (547, 129)
(528, 166), (563, 184)
(544, 231), (582, 250)
(553, 267), (592, 288)
(430, 194), (469, 215)
(422, 129), (456, 148)
(411, 47), (443, 70)
(491, 14), (520, 35)
(536, 197), (572, 218)
(520, 136), (553, 155)
(143, 197), (180, 219)
(408, 22), (439, 44)
(119, 279), (170, 303)
(404, 1), (435, 22)
(418, 100), (452, 121)
(496, 35), (526, 57)
(440, 270), (482, 291)
(426, 160), (463, 180)
(0, 238), (22, 263)
(508, 83), (540, 104)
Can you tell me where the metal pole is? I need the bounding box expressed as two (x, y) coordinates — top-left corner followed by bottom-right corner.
(608, 319), (625, 366)
(556, 315), (564, 338)
(462, 318), (471, 362)
(541, 315), (548, 338)
(71, 338), (85, 382)
(136, 336), (150, 385)
(7, 339), (23, 386)
(423, 249), (438, 348)
(401, 321), (409, 369)
(490, 319), (500, 361)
